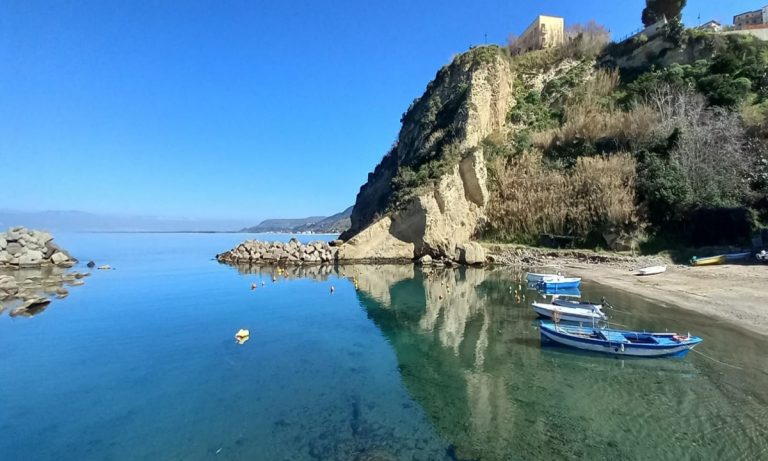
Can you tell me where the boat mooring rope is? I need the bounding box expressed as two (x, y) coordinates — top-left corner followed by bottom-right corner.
(690, 348), (744, 370)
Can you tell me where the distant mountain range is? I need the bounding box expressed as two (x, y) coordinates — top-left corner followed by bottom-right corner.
(240, 206), (352, 234)
(0, 210), (254, 232)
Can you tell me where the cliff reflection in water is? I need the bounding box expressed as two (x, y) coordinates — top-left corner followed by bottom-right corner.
(223, 262), (768, 460)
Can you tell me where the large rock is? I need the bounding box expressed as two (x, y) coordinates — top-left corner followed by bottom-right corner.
(18, 250), (45, 267)
(50, 252), (70, 265)
(337, 216), (416, 261)
(0, 237), (6, 250)
(339, 149), (489, 261)
(455, 242), (485, 266)
(5, 229), (21, 242)
(6, 242), (22, 256)
(340, 49), (512, 260)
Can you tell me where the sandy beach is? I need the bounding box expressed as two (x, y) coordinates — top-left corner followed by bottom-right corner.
(484, 243), (768, 337)
(570, 263), (768, 337)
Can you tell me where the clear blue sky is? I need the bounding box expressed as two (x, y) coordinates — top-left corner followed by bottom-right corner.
(0, 0), (758, 222)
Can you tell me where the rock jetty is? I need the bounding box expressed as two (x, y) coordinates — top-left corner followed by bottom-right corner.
(0, 226), (76, 268)
(216, 238), (340, 265)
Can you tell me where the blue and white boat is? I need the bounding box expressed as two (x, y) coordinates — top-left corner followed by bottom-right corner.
(532, 302), (606, 323)
(551, 296), (603, 311)
(526, 272), (559, 283)
(537, 277), (581, 291)
(539, 321), (702, 358)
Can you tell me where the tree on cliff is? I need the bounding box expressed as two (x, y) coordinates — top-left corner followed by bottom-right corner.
(642, 0), (687, 27)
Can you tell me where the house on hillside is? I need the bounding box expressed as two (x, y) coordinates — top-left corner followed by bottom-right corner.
(697, 20), (722, 32)
(734, 5), (768, 29)
(509, 15), (565, 55)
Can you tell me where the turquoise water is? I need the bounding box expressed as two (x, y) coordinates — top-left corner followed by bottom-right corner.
(1, 234), (767, 460)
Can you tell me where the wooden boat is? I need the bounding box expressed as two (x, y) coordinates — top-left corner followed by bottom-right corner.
(539, 321), (702, 358)
(526, 272), (559, 283)
(532, 302), (606, 323)
(537, 277), (581, 290)
(637, 265), (667, 276)
(690, 255), (726, 266)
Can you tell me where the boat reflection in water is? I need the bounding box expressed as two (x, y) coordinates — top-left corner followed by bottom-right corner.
(227, 262), (768, 461)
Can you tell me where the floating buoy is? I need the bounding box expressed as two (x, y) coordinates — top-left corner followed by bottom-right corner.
(251, 283), (257, 290)
(330, 286), (335, 294)
(235, 329), (250, 345)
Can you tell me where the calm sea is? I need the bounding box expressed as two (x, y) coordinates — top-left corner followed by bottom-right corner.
(1, 233), (766, 460)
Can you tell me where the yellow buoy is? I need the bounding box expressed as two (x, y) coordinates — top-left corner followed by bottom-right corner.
(235, 329), (250, 345)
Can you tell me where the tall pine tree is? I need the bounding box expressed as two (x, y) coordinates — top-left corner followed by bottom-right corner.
(642, 0), (687, 27)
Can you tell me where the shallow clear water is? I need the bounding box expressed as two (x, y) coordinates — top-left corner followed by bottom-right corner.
(1, 234), (767, 460)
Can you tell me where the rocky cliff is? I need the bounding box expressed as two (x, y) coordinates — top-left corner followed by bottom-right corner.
(339, 47), (516, 261)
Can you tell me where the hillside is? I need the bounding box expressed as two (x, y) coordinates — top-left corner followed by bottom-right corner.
(294, 207), (353, 233)
(241, 207), (352, 234)
(338, 26), (768, 260)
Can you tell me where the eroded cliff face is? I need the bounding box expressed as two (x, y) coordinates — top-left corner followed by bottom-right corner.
(340, 48), (516, 261)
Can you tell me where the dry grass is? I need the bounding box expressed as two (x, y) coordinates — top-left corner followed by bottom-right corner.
(486, 151), (638, 243)
(544, 69), (658, 151)
(568, 154), (638, 236)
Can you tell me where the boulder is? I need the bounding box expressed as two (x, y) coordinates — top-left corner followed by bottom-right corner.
(455, 242), (485, 266)
(87, 261), (96, 268)
(0, 251), (9, 264)
(5, 230), (21, 242)
(44, 241), (61, 258)
(36, 231), (54, 244)
(18, 250), (45, 267)
(51, 252), (70, 265)
(6, 242), (22, 256)
(418, 255), (433, 265)
(0, 237), (6, 250)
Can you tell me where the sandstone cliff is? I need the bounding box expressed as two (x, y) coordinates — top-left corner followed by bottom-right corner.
(339, 47), (516, 261)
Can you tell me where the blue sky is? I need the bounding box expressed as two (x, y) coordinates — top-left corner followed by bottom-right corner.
(0, 0), (759, 224)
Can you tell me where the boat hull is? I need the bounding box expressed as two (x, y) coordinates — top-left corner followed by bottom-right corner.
(537, 279), (581, 290)
(532, 303), (604, 323)
(552, 299), (602, 311)
(637, 265), (666, 276)
(526, 272), (558, 283)
(691, 255), (726, 266)
(539, 323), (701, 358)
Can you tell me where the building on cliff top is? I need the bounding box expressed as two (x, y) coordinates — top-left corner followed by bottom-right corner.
(734, 5), (768, 29)
(509, 15), (564, 55)
(697, 20), (722, 32)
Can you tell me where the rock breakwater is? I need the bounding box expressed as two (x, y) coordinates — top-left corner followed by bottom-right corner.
(0, 226), (76, 268)
(216, 238), (340, 265)
(0, 227), (86, 318)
